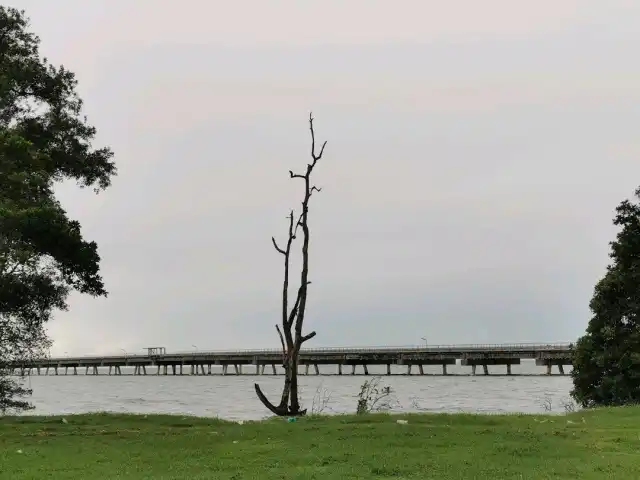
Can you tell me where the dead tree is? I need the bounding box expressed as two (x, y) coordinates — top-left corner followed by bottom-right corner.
(254, 113), (327, 416)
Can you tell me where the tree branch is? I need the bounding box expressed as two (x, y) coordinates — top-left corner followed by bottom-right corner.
(271, 237), (286, 255)
(275, 324), (286, 353)
(301, 331), (317, 343)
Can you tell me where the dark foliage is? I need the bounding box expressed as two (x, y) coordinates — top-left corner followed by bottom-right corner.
(0, 7), (115, 413)
(571, 186), (640, 407)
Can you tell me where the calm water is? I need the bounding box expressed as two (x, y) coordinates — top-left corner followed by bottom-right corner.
(23, 361), (574, 420)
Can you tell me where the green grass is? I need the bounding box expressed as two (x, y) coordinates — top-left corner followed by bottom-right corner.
(1, 408), (640, 479)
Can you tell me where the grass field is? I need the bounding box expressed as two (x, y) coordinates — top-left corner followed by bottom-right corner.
(1, 408), (640, 479)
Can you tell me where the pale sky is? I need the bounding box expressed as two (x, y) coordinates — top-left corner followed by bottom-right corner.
(9, 1), (640, 355)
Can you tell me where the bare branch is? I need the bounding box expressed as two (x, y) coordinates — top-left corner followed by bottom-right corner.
(301, 331), (317, 343)
(286, 281), (311, 328)
(271, 237), (286, 255)
(275, 324), (286, 356)
(289, 170), (305, 179)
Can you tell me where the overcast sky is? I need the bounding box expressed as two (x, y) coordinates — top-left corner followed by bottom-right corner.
(9, 1), (640, 355)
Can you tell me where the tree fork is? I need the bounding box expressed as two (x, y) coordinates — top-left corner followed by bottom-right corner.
(255, 113), (327, 416)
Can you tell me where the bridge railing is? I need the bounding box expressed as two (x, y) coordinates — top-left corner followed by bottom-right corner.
(35, 342), (572, 362)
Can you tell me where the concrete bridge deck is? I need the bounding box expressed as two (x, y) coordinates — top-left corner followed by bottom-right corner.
(8, 343), (573, 376)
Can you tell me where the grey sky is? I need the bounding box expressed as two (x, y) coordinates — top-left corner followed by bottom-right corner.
(9, 1), (640, 355)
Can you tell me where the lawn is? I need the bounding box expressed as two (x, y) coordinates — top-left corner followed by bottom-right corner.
(1, 407), (639, 479)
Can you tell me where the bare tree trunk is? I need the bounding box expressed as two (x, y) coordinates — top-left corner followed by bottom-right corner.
(254, 113), (326, 416)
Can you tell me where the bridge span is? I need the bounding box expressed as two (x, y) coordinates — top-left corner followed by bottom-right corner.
(9, 343), (573, 377)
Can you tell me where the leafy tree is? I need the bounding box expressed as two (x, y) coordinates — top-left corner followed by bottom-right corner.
(571, 186), (640, 408)
(0, 7), (115, 413)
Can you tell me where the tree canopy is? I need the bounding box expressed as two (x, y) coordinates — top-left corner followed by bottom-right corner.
(0, 6), (116, 412)
(571, 186), (640, 408)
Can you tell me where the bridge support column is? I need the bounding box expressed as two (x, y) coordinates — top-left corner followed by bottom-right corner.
(558, 364), (565, 375)
(37, 367), (41, 375)
(338, 364), (342, 375)
(546, 363), (552, 375)
(109, 366), (112, 375)
(314, 364), (320, 375)
(483, 365), (489, 375)
(222, 364), (228, 375)
(363, 364), (368, 375)
(143, 366), (147, 375)
(418, 365), (424, 375)
(172, 365), (176, 375)
(271, 364), (276, 375)
(507, 364), (512, 375)
(45, 366), (49, 375)
(190, 365), (195, 375)
(471, 365), (476, 375)
(305, 365), (309, 375)
(55, 366), (58, 375)
(351, 365), (356, 375)
(179, 364), (183, 375)
(200, 365), (206, 375)
(64, 367), (68, 375)
(116, 366), (122, 375)
(85, 366), (89, 375)
(407, 365), (412, 375)
(93, 366), (98, 375)
(234, 364), (240, 375)
(208, 364), (212, 375)
(156, 365), (161, 375)
(134, 365), (139, 375)
(260, 365), (265, 375)
(386, 364), (391, 375)
(442, 364), (448, 375)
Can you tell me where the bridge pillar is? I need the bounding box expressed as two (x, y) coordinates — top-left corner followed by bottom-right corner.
(179, 364), (183, 375)
(93, 366), (98, 375)
(483, 365), (489, 375)
(109, 366), (112, 375)
(116, 366), (122, 375)
(314, 364), (320, 375)
(55, 366), (58, 375)
(45, 366), (49, 375)
(471, 365), (476, 375)
(350, 365), (355, 375)
(363, 364), (368, 375)
(65, 367), (68, 375)
(143, 366), (147, 375)
(305, 365), (309, 375)
(558, 364), (565, 375)
(407, 365), (412, 375)
(208, 364), (212, 375)
(418, 365), (424, 375)
(386, 364), (391, 375)
(260, 364), (265, 375)
(271, 364), (276, 375)
(442, 364), (448, 375)
(234, 364), (240, 375)
(156, 365), (161, 375)
(37, 367), (41, 375)
(200, 365), (206, 375)
(190, 365), (194, 375)
(222, 364), (228, 375)
(86, 366), (90, 375)
(338, 364), (342, 375)
(172, 365), (176, 375)
(547, 363), (552, 375)
(507, 364), (512, 375)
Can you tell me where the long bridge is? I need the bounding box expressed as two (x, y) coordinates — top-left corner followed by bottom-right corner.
(10, 343), (573, 377)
